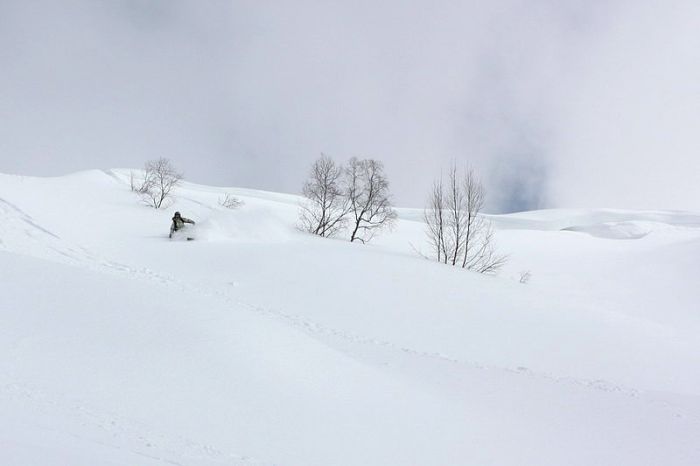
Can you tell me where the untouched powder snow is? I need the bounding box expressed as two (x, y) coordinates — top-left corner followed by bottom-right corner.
(0, 169), (699, 465)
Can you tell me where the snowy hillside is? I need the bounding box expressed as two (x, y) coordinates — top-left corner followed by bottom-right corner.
(1, 169), (699, 465)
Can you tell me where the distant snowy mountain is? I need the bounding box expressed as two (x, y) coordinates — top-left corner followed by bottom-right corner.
(1, 169), (699, 465)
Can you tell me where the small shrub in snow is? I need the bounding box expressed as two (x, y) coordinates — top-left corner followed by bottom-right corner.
(129, 171), (139, 192)
(519, 270), (532, 284)
(219, 193), (243, 209)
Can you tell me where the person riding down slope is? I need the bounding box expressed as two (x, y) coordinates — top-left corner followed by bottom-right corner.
(169, 211), (195, 239)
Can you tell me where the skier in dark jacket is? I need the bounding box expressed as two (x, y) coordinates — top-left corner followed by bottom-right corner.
(169, 211), (195, 238)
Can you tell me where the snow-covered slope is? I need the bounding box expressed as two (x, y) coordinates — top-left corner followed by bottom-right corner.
(1, 169), (699, 465)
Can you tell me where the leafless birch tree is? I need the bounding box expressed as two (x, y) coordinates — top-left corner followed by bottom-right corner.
(138, 158), (182, 209)
(424, 177), (448, 263)
(424, 165), (506, 273)
(345, 157), (397, 243)
(298, 155), (349, 237)
(446, 164), (467, 265)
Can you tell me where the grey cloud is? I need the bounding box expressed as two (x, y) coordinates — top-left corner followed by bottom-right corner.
(0, 1), (697, 212)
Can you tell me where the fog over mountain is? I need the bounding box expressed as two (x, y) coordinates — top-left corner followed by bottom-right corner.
(1, 0), (698, 212)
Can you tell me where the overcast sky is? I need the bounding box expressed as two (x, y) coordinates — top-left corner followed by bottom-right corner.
(1, 0), (698, 212)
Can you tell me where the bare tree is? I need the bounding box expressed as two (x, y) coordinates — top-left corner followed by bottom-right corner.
(446, 164), (467, 265)
(424, 165), (466, 265)
(298, 155), (349, 237)
(218, 193), (243, 209)
(460, 168), (488, 269)
(424, 177), (448, 263)
(345, 157), (397, 243)
(423, 165), (506, 274)
(139, 158), (182, 209)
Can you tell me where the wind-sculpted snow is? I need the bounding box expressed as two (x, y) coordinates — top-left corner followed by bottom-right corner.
(562, 220), (672, 239)
(490, 207), (700, 232)
(1, 169), (699, 465)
